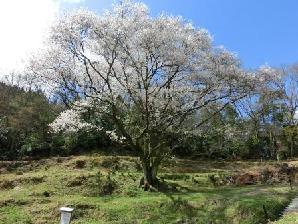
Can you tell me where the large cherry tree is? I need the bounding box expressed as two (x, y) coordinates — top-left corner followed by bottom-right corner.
(30, 1), (259, 188)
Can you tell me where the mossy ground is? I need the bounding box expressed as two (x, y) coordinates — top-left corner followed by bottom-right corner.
(0, 155), (297, 224)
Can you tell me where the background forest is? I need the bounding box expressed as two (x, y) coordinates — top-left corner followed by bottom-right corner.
(0, 63), (297, 161)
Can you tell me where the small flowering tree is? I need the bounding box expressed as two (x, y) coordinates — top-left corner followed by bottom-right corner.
(30, 1), (257, 188)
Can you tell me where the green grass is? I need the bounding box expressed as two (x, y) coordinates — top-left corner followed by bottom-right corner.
(0, 206), (32, 224)
(273, 214), (298, 224)
(0, 155), (297, 224)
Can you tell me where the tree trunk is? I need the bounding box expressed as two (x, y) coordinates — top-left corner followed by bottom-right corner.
(140, 161), (159, 190)
(290, 136), (294, 158)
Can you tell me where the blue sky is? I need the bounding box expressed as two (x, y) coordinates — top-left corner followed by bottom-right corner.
(62, 0), (298, 69)
(0, 0), (296, 73)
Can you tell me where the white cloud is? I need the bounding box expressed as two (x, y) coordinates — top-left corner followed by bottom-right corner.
(0, 0), (61, 74)
(0, 0), (87, 75)
(62, 0), (85, 3)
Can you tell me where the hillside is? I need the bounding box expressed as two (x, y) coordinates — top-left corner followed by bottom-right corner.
(0, 155), (297, 224)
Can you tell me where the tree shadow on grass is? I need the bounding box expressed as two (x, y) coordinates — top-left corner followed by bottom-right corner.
(156, 181), (293, 223)
(157, 184), (231, 223)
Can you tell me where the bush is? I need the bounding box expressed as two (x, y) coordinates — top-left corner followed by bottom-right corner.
(95, 171), (117, 195)
(75, 160), (86, 169)
(100, 157), (120, 170)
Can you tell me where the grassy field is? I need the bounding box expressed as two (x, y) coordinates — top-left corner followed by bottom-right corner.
(0, 155), (297, 224)
(273, 214), (298, 224)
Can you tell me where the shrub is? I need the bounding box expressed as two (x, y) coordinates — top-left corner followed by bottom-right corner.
(75, 160), (86, 169)
(208, 174), (219, 187)
(100, 157), (120, 170)
(260, 168), (273, 184)
(0, 180), (15, 189)
(95, 171), (117, 195)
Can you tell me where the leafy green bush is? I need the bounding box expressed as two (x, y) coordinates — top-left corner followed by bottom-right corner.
(95, 171), (117, 195)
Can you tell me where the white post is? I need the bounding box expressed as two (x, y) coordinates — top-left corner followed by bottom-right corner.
(60, 207), (74, 224)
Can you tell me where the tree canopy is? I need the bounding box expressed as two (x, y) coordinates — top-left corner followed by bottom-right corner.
(28, 0), (284, 187)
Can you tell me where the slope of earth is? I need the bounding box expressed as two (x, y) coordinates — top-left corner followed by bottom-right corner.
(0, 155), (297, 224)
